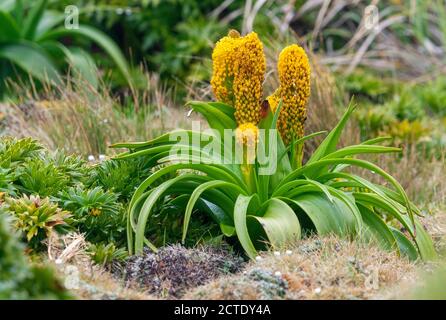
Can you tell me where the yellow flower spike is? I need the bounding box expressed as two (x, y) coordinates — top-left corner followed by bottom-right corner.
(275, 44), (311, 145)
(211, 30), (266, 125)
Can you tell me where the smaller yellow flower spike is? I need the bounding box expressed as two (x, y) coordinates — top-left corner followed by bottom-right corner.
(266, 88), (281, 114)
(211, 30), (266, 125)
(272, 44), (311, 145)
(235, 122), (259, 147)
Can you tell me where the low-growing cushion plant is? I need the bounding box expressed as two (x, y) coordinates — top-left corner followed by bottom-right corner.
(112, 30), (436, 261)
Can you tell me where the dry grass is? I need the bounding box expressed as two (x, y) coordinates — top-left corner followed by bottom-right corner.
(1, 75), (196, 157)
(184, 236), (420, 300)
(352, 148), (446, 210)
(45, 232), (155, 300)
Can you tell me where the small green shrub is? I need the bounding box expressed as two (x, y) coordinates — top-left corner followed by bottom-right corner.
(57, 186), (124, 243)
(17, 159), (70, 197)
(87, 242), (128, 266)
(89, 158), (151, 201)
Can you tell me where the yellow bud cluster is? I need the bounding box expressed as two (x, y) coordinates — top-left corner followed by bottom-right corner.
(266, 88), (280, 114)
(268, 44), (311, 145)
(211, 30), (266, 125)
(235, 122), (259, 147)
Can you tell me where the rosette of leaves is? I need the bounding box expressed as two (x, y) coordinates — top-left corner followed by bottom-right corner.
(57, 186), (124, 243)
(112, 30), (436, 261)
(0, 137), (42, 169)
(3, 195), (70, 248)
(113, 101), (436, 261)
(87, 242), (128, 266)
(16, 158), (70, 197)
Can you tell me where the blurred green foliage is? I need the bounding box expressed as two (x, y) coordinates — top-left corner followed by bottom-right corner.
(343, 70), (446, 155)
(0, 0), (132, 97)
(0, 210), (72, 299)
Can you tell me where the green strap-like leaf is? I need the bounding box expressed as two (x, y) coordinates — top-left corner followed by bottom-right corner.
(187, 101), (237, 133)
(357, 204), (398, 252)
(400, 215), (437, 261)
(273, 179), (334, 204)
(39, 25), (132, 87)
(23, 0), (47, 40)
(0, 42), (60, 84)
(134, 174), (199, 254)
(389, 227), (419, 261)
(234, 194), (260, 259)
(307, 100), (356, 164)
(321, 145), (401, 160)
(249, 198), (301, 249)
(182, 180), (247, 242)
(0, 10), (20, 42)
(286, 192), (358, 236)
(281, 157), (415, 232)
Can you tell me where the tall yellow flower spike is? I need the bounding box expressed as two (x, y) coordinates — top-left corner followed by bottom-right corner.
(211, 30), (266, 126)
(268, 44), (311, 145)
(210, 30), (240, 105)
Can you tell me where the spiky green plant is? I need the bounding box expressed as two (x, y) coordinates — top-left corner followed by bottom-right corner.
(89, 158), (151, 201)
(87, 242), (128, 266)
(112, 32), (436, 261)
(57, 186), (124, 243)
(16, 158), (70, 197)
(0, 167), (16, 195)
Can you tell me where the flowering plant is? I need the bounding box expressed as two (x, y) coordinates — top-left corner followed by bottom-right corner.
(113, 31), (436, 260)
